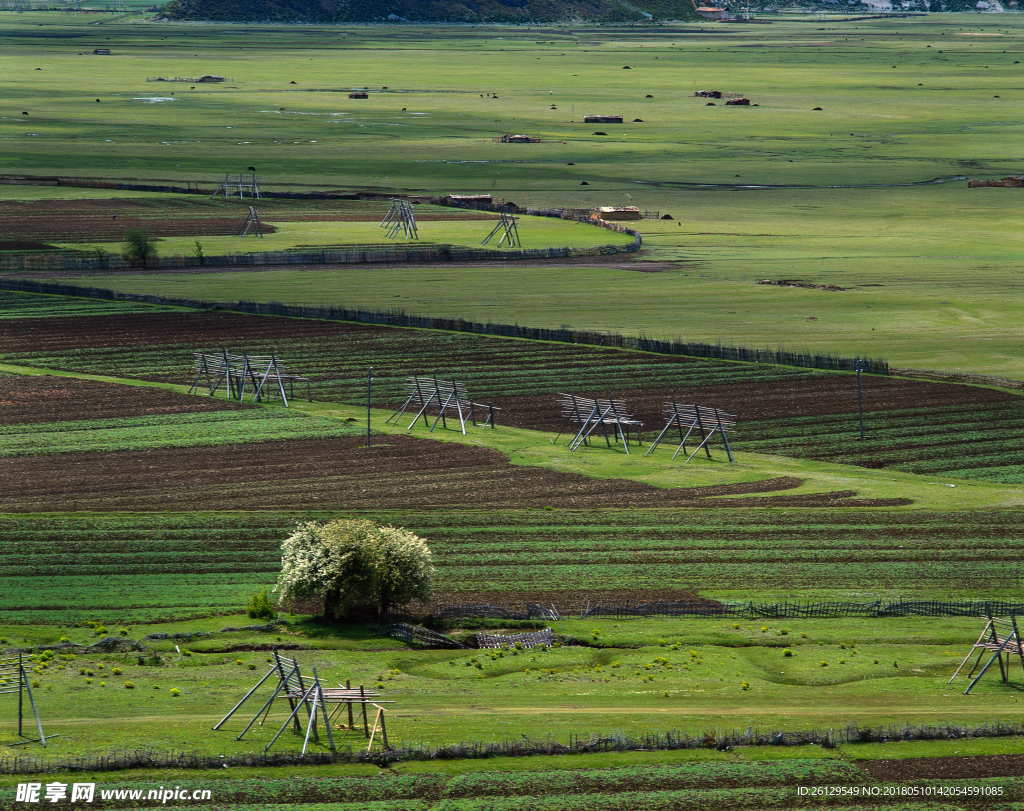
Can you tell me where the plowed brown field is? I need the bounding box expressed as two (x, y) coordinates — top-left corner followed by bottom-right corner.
(0, 374), (911, 512)
(0, 197), (491, 244)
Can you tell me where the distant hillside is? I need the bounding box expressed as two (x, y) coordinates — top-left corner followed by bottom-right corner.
(163, 0), (700, 23)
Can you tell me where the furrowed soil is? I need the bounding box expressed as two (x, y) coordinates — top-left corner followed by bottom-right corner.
(0, 371), (246, 424)
(0, 197), (491, 244)
(0, 428), (904, 512)
(2, 311), (1014, 433)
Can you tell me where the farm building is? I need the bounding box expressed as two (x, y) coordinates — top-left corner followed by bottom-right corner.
(592, 206), (642, 221)
(500, 134), (539, 143)
(92, 48), (111, 55)
(446, 194), (493, 206)
(697, 6), (731, 18)
(349, 92), (369, 99)
(583, 115), (623, 124)
(197, 75), (225, 83)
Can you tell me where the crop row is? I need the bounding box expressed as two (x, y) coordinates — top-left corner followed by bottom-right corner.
(1, 510), (1023, 620)
(743, 401), (1024, 480)
(0, 410), (360, 457)
(0, 292), (157, 320)
(0, 292), (818, 398)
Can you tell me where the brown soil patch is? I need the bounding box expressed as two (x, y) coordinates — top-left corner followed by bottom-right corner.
(0, 373), (246, 425)
(0, 433), (905, 513)
(861, 753), (1024, 781)
(0, 197), (494, 246)
(758, 278), (846, 292)
(0, 311), (366, 355)
(428, 588), (718, 617)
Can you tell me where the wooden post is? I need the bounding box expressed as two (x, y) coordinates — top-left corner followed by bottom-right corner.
(346, 678), (354, 730)
(361, 685), (369, 737)
(366, 368), (373, 448)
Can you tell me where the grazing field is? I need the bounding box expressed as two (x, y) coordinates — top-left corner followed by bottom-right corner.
(4, 15), (1024, 374)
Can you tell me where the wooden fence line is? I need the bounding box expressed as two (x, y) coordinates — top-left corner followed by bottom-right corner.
(5, 720), (1024, 773)
(428, 599), (1024, 621)
(0, 277), (889, 375)
(892, 367), (1023, 392)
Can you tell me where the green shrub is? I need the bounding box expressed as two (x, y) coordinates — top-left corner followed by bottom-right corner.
(124, 681), (135, 689)
(246, 588), (277, 620)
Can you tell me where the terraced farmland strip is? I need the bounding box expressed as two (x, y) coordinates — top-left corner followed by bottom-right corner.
(2, 511), (1024, 621)
(3, 292), (1022, 481)
(0, 409), (361, 456)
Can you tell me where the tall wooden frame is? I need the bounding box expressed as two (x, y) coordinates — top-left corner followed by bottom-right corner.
(554, 393), (642, 454)
(380, 199), (419, 240)
(644, 401), (736, 464)
(386, 375), (498, 434)
(0, 652), (48, 746)
(949, 613), (1024, 695)
(214, 650), (392, 753)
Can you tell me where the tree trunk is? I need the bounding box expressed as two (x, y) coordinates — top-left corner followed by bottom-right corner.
(323, 588), (343, 620)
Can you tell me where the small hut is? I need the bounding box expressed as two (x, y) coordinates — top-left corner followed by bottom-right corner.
(592, 206), (641, 221)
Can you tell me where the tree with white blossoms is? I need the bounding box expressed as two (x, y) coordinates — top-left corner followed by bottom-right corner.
(275, 519), (435, 621)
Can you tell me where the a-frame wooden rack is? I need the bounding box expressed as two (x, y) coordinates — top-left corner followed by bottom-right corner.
(239, 206), (263, 237)
(481, 213), (521, 247)
(386, 375), (498, 434)
(0, 652), (50, 747)
(554, 393), (642, 454)
(380, 199), (419, 240)
(190, 349), (311, 407)
(643, 400), (736, 464)
(950, 613), (1024, 695)
(214, 650), (392, 753)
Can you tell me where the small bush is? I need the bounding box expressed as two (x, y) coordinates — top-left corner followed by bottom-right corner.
(783, 648), (793, 657)
(112, 667), (123, 676)
(170, 688), (181, 697)
(741, 681), (750, 690)
(124, 681), (135, 689)
(246, 588), (277, 620)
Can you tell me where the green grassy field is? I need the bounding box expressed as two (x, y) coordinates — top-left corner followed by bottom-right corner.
(4, 15), (1024, 375)
(4, 11), (1024, 802)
